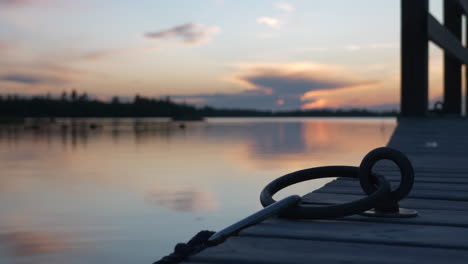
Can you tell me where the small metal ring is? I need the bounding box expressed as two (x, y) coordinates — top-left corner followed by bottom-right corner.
(260, 166), (391, 219)
(359, 147), (414, 202)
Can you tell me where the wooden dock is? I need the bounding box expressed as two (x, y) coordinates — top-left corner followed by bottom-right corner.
(181, 119), (468, 263)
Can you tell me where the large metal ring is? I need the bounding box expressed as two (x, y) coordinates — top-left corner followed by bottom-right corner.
(260, 166), (391, 219)
(359, 147), (414, 202)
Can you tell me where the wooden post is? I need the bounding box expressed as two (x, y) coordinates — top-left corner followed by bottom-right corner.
(444, 0), (462, 115)
(466, 16), (468, 116)
(465, 14), (468, 117)
(401, 0), (429, 116)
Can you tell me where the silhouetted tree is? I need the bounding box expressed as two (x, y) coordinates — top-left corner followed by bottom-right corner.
(0, 92), (397, 118)
(61, 91), (68, 101)
(71, 90), (77, 102)
(134, 94), (141, 104)
(79, 92), (88, 102)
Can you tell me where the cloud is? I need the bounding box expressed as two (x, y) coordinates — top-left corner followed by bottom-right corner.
(240, 72), (352, 95)
(173, 63), (377, 110)
(234, 63), (368, 93)
(0, 73), (66, 85)
(0, 61), (88, 91)
(274, 2), (295, 12)
(257, 17), (280, 28)
(344, 43), (395, 51)
(145, 23), (220, 45)
(301, 99), (330, 109)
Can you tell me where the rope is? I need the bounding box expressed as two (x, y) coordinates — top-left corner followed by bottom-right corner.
(153, 230), (215, 264)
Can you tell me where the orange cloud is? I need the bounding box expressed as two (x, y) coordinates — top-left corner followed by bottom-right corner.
(173, 62), (385, 110)
(302, 99), (331, 109)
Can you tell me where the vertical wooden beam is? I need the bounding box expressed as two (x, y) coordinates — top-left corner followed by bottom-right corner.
(466, 15), (468, 116)
(401, 0), (429, 116)
(444, 0), (462, 115)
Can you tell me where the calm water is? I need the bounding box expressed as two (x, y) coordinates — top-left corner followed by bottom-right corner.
(0, 118), (396, 264)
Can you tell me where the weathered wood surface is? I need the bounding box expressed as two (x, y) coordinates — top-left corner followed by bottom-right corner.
(183, 119), (468, 263)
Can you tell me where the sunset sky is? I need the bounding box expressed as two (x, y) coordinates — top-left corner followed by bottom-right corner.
(0, 0), (446, 110)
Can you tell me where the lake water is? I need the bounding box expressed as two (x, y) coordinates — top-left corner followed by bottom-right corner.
(0, 118), (396, 264)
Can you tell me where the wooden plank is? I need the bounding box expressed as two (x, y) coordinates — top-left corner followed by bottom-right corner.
(337, 208), (468, 228)
(240, 219), (468, 250)
(187, 237), (468, 264)
(299, 198), (468, 228)
(331, 178), (468, 191)
(313, 187), (468, 201)
(390, 178), (468, 184)
(374, 167), (468, 175)
(378, 167), (468, 175)
(344, 172), (468, 182)
(371, 163), (468, 174)
(302, 192), (468, 211)
(340, 170), (468, 179)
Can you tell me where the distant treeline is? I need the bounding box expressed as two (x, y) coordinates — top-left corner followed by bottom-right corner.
(0, 91), (397, 118)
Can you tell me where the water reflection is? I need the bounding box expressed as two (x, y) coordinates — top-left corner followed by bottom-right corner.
(0, 118), (396, 264)
(0, 118), (394, 158)
(248, 122), (307, 154)
(145, 189), (218, 212)
(0, 118), (183, 148)
(0, 231), (72, 257)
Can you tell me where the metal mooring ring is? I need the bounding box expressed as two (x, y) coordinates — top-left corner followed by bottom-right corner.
(359, 147), (414, 202)
(260, 166), (391, 219)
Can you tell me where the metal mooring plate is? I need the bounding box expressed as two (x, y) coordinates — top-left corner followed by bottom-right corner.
(360, 208), (418, 218)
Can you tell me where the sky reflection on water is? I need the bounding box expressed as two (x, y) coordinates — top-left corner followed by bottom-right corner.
(0, 118), (396, 263)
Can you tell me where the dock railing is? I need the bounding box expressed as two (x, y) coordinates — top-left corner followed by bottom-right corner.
(401, 0), (468, 116)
